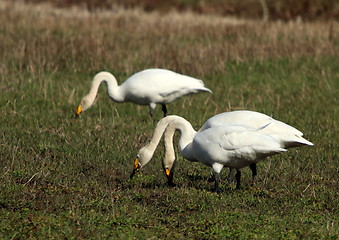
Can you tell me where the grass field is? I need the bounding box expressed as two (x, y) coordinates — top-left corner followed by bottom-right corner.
(0, 1), (338, 239)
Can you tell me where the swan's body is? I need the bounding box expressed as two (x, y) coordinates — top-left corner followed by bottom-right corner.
(179, 123), (286, 191)
(131, 115), (290, 191)
(199, 110), (314, 182)
(162, 119), (258, 185)
(76, 69), (211, 117)
(131, 112), (313, 190)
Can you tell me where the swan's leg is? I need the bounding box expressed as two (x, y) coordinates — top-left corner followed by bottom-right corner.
(149, 103), (157, 117)
(235, 169), (241, 189)
(212, 163), (224, 193)
(207, 173), (214, 182)
(213, 173), (220, 193)
(161, 104), (168, 117)
(249, 163), (257, 184)
(227, 168), (236, 183)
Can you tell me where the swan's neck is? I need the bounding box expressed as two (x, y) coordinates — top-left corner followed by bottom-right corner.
(87, 72), (125, 104)
(163, 123), (176, 170)
(165, 118), (197, 156)
(145, 118), (171, 155)
(139, 116), (184, 166)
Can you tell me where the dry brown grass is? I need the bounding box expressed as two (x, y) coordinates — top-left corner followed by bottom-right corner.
(1, 0), (338, 80)
(21, 0), (339, 21)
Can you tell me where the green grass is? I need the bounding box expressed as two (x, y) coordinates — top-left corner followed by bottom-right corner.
(0, 2), (338, 239)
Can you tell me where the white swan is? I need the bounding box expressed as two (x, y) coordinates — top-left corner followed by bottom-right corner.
(131, 111), (314, 187)
(130, 115), (287, 192)
(199, 110), (314, 183)
(162, 119), (260, 186)
(76, 69), (211, 117)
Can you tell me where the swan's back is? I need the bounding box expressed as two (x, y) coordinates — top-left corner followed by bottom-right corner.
(199, 110), (313, 148)
(199, 111), (284, 131)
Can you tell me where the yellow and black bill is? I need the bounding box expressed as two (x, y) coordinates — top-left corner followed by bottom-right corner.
(130, 157), (141, 179)
(75, 105), (82, 117)
(165, 168), (175, 187)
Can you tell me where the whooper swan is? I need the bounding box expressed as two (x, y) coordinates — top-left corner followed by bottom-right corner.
(76, 69), (211, 117)
(130, 115), (291, 192)
(131, 111), (313, 188)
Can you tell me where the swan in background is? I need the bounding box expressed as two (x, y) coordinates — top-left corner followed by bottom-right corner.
(76, 69), (211, 117)
(130, 111), (313, 188)
(130, 115), (287, 192)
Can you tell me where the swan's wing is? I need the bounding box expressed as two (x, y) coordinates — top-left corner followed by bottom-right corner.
(200, 110), (304, 135)
(198, 110), (313, 148)
(192, 126), (286, 168)
(255, 118), (312, 147)
(218, 131), (286, 156)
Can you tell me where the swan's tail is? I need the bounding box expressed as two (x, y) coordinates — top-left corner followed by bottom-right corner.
(196, 87), (212, 93)
(273, 134), (314, 148)
(284, 137), (314, 148)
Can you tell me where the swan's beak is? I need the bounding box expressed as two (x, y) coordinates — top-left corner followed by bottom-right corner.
(76, 105), (82, 117)
(165, 168), (175, 186)
(165, 168), (171, 178)
(130, 158), (141, 179)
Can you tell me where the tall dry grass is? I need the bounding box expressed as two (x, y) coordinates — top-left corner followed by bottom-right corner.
(1, 0), (338, 81)
(21, 0), (339, 21)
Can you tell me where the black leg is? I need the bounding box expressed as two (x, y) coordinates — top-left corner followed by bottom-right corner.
(149, 108), (154, 118)
(213, 173), (220, 193)
(235, 170), (241, 189)
(161, 104), (168, 117)
(227, 168), (236, 184)
(249, 163), (257, 181)
(208, 173), (215, 182)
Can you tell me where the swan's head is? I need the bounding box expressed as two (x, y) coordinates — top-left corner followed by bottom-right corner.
(130, 147), (154, 179)
(162, 148), (176, 186)
(76, 96), (93, 117)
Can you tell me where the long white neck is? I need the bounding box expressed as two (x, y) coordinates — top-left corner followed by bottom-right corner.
(85, 71), (125, 107)
(163, 122), (177, 170)
(164, 118), (197, 159)
(138, 116), (190, 166)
